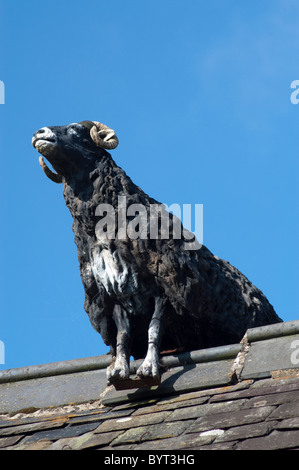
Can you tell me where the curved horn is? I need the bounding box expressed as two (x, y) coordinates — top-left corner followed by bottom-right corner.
(39, 156), (63, 184)
(90, 121), (119, 150)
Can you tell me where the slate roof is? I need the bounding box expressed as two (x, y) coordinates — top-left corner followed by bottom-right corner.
(0, 320), (298, 451)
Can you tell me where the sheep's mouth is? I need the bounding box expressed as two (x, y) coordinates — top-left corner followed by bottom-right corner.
(32, 137), (58, 158)
(32, 136), (56, 148)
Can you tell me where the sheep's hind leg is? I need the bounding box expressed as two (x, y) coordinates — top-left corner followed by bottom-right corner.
(107, 305), (131, 384)
(137, 297), (165, 380)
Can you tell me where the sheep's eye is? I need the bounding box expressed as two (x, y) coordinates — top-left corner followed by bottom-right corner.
(82, 138), (93, 146)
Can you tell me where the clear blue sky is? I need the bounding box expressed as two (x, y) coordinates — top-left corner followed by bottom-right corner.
(0, 0), (298, 370)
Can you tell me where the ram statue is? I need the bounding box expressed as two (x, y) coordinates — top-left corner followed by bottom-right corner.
(32, 120), (282, 384)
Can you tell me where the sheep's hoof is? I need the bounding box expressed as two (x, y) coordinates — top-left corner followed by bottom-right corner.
(107, 356), (129, 384)
(136, 359), (161, 380)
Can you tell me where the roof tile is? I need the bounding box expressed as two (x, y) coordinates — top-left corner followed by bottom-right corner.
(111, 420), (191, 446)
(216, 421), (276, 443)
(165, 399), (248, 422)
(94, 410), (170, 433)
(186, 405), (276, 433)
(236, 429), (299, 450)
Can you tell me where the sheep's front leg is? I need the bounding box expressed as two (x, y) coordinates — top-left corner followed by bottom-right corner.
(107, 305), (131, 384)
(137, 297), (165, 380)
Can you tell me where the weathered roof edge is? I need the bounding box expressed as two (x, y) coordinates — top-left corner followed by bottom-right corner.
(0, 320), (298, 415)
(2, 320), (298, 385)
(246, 319), (299, 342)
(0, 343), (242, 385)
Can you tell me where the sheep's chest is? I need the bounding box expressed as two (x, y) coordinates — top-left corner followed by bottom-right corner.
(90, 245), (140, 304)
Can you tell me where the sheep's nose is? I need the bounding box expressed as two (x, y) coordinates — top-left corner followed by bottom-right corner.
(33, 128), (47, 140)
(32, 126), (56, 147)
(34, 128), (46, 136)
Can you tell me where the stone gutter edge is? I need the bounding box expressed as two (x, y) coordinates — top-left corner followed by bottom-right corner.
(246, 319), (299, 343)
(0, 343), (242, 385)
(0, 320), (297, 385)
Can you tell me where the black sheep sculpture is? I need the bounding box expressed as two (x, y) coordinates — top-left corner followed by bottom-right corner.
(32, 120), (282, 384)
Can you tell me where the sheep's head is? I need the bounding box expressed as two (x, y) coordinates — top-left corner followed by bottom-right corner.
(32, 121), (119, 183)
